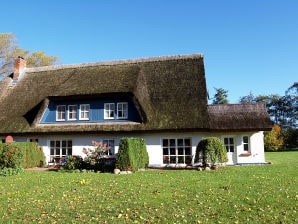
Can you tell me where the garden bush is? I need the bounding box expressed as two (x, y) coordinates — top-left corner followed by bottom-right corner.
(62, 155), (83, 170)
(194, 137), (228, 167)
(0, 143), (23, 168)
(0, 142), (45, 169)
(116, 138), (149, 172)
(0, 143), (24, 176)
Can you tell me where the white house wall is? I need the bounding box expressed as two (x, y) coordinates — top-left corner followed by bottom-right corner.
(2, 131), (266, 166)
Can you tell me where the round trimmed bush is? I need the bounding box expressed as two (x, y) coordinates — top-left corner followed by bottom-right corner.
(194, 137), (228, 167)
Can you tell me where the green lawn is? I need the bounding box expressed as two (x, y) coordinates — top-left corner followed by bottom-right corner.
(0, 152), (297, 223)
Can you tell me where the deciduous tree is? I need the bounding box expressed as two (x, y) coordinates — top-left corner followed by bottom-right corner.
(0, 33), (59, 78)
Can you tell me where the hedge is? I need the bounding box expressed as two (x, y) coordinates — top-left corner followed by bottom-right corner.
(116, 138), (149, 172)
(0, 142), (45, 168)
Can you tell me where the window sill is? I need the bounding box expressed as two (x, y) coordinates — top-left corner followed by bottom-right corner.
(239, 152), (252, 157)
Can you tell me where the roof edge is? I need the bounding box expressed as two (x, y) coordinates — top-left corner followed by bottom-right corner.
(25, 53), (204, 73)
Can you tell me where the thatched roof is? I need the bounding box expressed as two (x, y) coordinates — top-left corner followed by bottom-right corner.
(0, 54), (210, 134)
(208, 103), (272, 131)
(0, 54), (272, 135)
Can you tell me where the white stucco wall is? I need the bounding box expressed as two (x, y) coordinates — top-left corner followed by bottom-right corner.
(3, 130), (266, 166)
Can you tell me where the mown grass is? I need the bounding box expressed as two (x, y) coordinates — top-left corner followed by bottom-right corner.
(0, 152), (297, 223)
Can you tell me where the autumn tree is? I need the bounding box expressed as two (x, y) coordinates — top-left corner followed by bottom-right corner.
(264, 124), (284, 151)
(0, 33), (59, 78)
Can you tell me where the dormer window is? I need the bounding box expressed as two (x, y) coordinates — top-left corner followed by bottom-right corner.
(56, 105), (66, 121)
(68, 105), (77, 120)
(117, 102), (128, 119)
(79, 104), (90, 120)
(104, 103), (115, 119)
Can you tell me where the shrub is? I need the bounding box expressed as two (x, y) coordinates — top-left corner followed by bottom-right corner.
(78, 141), (116, 172)
(0, 143), (23, 168)
(0, 166), (24, 176)
(116, 138), (149, 172)
(194, 137), (228, 167)
(62, 155), (83, 170)
(0, 142), (46, 168)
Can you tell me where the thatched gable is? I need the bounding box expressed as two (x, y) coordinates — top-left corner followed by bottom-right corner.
(0, 54), (210, 134)
(208, 103), (273, 131)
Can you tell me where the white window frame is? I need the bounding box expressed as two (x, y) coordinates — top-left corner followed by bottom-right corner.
(56, 105), (66, 121)
(79, 104), (90, 120)
(103, 139), (115, 155)
(242, 136), (250, 152)
(68, 105), (77, 121)
(49, 140), (72, 163)
(117, 102), (128, 119)
(104, 103), (115, 120)
(223, 137), (235, 153)
(162, 138), (192, 165)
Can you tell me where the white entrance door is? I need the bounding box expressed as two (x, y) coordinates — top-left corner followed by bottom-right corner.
(224, 137), (236, 164)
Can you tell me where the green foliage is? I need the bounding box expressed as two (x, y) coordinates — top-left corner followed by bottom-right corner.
(0, 142), (45, 169)
(62, 155), (83, 170)
(0, 143), (23, 168)
(0, 166), (24, 176)
(0, 152), (296, 223)
(264, 124), (284, 151)
(212, 87), (229, 104)
(194, 137), (228, 166)
(282, 128), (298, 149)
(116, 138), (149, 171)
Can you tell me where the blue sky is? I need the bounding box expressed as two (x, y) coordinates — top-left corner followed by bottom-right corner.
(1, 0), (297, 103)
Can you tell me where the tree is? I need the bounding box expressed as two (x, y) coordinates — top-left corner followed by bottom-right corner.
(239, 91), (256, 103)
(264, 124), (284, 151)
(0, 33), (59, 78)
(212, 87), (229, 104)
(239, 84), (297, 149)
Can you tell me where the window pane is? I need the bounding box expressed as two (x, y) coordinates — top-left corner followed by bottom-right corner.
(163, 148), (168, 155)
(178, 139), (183, 146)
(163, 139), (168, 147)
(170, 147), (175, 155)
(50, 141), (55, 147)
(185, 147), (191, 155)
(68, 148), (72, 155)
(185, 156), (192, 164)
(244, 144), (249, 151)
(230, 146), (234, 152)
(170, 156), (176, 164)
(62, 148), (66, 155)
(170, 139), (175, 147)
(55, 148), (60, 155)
(178, 156), (184, 164)
(230, 138), (234, 144)
(243, 136), (248, 143)
(185, 139), (191, 146)
(178, 148), (184, 155)
(62, 141), (66, 147)
(55, 141), (60, 147)
(50, 148), (54, 155)
(224, 138), (228, 144)
(163, 156), (169, 164)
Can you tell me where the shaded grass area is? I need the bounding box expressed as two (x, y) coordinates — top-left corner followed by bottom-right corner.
(0, 152), (297, 223)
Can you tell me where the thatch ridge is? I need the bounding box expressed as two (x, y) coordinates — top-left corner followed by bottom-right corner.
(25, 54), (204, 73)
